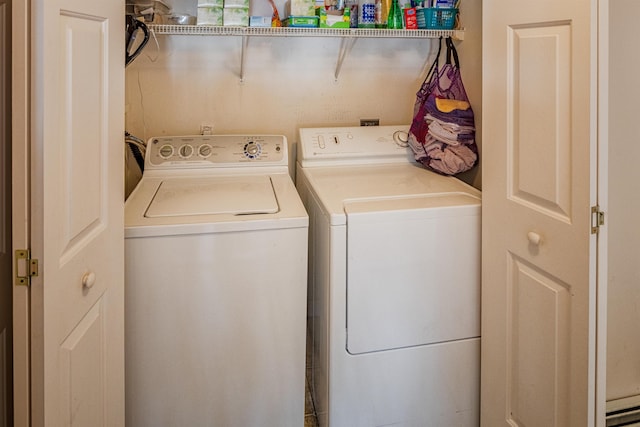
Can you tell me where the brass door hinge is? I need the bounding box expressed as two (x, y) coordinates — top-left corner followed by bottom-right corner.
(591, 205), (605, 234)
(15, 249), (39, 287)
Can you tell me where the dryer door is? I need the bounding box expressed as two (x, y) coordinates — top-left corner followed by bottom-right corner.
(344, 193), (481, 354)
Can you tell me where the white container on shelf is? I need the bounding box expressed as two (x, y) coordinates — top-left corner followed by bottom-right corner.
(224, 0), (250, 8)
(223, 6), (249, 26)
(197, 5), (224, 25)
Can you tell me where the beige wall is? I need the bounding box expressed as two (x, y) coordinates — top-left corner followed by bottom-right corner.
(125, 0), (482, 188)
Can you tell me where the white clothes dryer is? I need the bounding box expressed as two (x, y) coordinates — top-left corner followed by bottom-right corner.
(125, 135), (308, 427)
(296, 125), (481, 427)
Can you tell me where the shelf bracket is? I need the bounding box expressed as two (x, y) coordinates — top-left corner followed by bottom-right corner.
(240, 34), (249, 82)
(334, 36), (357, 81)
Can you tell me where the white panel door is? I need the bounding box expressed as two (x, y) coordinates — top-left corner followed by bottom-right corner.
(29, 0), (124, 425)
(482, 0), (596, 426)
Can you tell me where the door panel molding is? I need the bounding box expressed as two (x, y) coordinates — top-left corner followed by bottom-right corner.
(59, 299), (105, 426)
(507, 23), (572, 222)
(58, 12), (108, 264)
(507, 254), (570, 427)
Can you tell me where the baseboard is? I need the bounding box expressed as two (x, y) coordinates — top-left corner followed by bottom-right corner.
(607, 395), (640, 426)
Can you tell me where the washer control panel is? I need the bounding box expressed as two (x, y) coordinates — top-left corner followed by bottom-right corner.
(146, 135), (287, 169)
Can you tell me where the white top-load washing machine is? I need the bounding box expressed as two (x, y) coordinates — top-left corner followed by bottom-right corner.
(125, 134), (308, 427)
(296, 125), (481, 427)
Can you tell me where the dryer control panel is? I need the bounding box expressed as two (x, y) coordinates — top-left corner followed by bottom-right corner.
(145, 135), (287, 169)
(297, 125), (411, 167)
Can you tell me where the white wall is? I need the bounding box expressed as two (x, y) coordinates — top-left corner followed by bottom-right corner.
(125, 0), (482, 188)
(605, 0), (640, 402)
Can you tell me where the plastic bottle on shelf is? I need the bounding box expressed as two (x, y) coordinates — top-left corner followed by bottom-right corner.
(345, 0), (359, 27)
(382, 0), (391, 27)
(386, 0), (403, 28)
(374, 0), (383, 27)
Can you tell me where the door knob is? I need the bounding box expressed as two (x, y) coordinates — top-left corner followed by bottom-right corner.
(82, 271), (96, 289)
(527, 231), (542, 246)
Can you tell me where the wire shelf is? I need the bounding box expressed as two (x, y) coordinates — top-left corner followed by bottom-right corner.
(149, 24), (462, 39)
(145, 24), (464, 81)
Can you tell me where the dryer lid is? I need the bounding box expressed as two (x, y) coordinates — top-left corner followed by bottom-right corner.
(144, 175), (279, 217)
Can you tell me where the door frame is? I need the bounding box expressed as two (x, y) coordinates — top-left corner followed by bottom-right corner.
(11, 0), (30, 425)
(595, 0), (608, 425)
(1, 0), (12, 424)
(7, 1), (612, 426)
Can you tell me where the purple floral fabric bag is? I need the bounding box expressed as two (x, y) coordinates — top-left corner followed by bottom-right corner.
(408, 37), (478, 175)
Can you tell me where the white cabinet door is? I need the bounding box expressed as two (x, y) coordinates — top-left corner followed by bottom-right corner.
(28, 0), (125, 424)
(481, 0), (597, 425)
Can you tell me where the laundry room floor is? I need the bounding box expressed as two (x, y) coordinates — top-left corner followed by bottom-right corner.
(305, 374), (318, 426)
(305, 327), (319, 427)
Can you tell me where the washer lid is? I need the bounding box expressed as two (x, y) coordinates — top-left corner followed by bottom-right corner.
(145, 175), (279, 217)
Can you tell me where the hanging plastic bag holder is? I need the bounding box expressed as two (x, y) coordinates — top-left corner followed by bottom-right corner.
(408, 37), (479, 176)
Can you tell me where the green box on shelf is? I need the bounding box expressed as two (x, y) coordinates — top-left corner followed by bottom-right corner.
(319, 20), (349, 28)
(316, 8), (349, 28)
(284, 16), (319, 27)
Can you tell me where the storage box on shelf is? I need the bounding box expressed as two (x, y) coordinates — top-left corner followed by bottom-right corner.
(197, 0), (223, 25)
(416, 8), (457, 30)
(223, 7), (250, 26)
(197, 6), (223, 25)
(284, 16), (319, 27)
(286, 0), (316, 17)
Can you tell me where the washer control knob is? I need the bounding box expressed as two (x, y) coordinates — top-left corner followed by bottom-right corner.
(393, 130), (409, 147)
(244, 142), (261, 159)
(159, 144), (174, 159)
(179, 144), (194, 159)
(199, 144), (212, 158)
